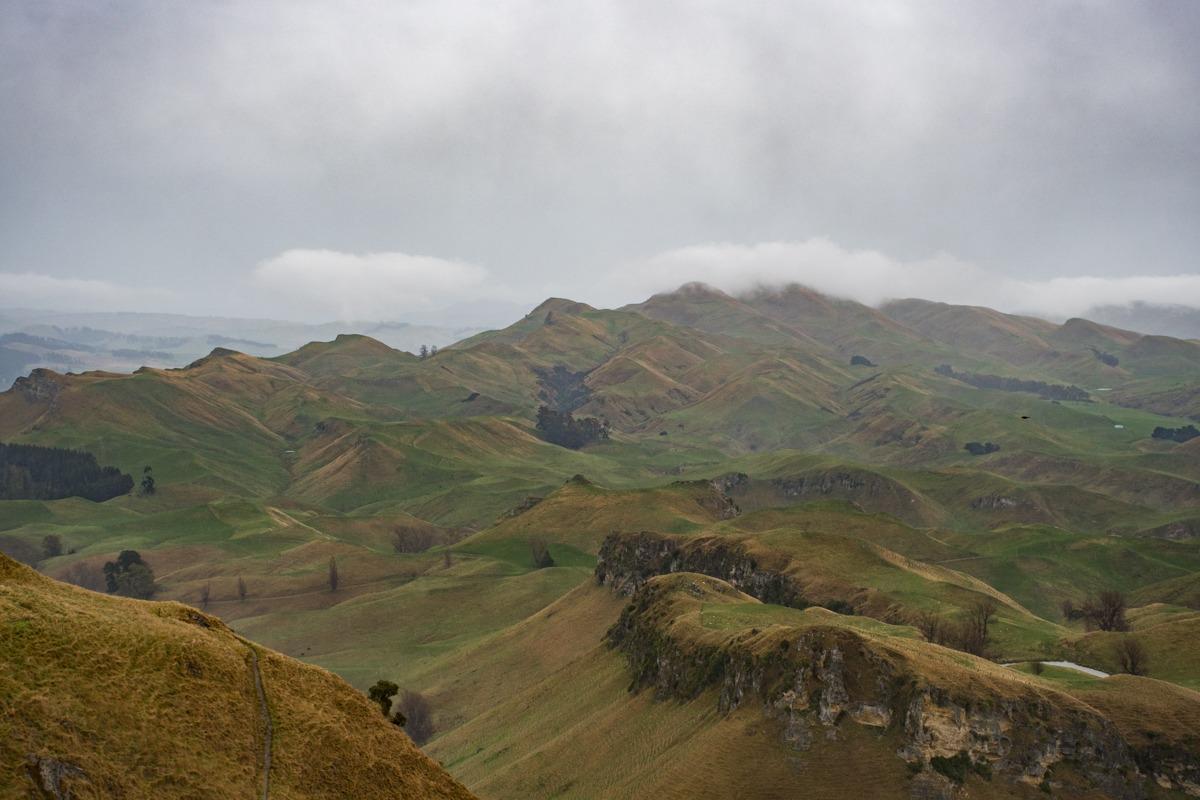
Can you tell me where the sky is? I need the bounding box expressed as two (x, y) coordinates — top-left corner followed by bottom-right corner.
(2, 0), (1198, 325)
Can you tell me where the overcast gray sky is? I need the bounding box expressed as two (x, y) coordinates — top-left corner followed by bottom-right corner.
(2, 0), (1198, 323)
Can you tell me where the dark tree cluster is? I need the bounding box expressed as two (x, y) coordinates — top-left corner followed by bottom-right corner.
(535, 406), (610, 449)
(417, 345), (439, 359)
(140, 465), (156, 496)
(1088, 346), (1119, 367)
(963, 441), (1000, 456)
(849, 355), (876, 367)
(366, 681), (435, 744)
(934, 365), (1091, 402)
(534, 365), (591, 412)
(0, 442), (133, 502)
(912, 598), (999, 657)
(103, 550), (156, 599)
(1152, 425), (1199, 444)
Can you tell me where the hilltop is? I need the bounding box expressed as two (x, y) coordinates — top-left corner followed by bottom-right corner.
(0, 554), (475, 800)
(2, 283), (1200, 798)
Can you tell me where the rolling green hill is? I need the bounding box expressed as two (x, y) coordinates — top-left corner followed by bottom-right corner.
(3, 282), (1199, 799)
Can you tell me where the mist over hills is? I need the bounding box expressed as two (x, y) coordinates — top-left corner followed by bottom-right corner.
(2, 282), (1200, 798)
(0, 307), (481, 388)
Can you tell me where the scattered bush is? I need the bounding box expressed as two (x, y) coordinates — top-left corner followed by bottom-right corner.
(931, 752), (971, 784)
(1060, 599), (1084, 622)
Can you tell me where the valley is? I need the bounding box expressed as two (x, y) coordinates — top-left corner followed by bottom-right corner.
(2, 283), (1199, 798)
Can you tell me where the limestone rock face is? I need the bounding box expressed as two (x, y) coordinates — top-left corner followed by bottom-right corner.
(12, 368), (62, 403)
(604, 576), (1200, 799)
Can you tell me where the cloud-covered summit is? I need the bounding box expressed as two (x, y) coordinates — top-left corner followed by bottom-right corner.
(2, 1), (1197, 321)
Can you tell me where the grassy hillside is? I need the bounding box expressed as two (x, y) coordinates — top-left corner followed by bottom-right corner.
(4, 283), (1200, 798)
(0, 554), (474, 800)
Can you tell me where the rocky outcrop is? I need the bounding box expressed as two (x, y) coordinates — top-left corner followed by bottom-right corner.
(12, 368), (62, 403)
(25, 755), (91, 799)
(595, 531), (801, 606)
(605, 575), (1200, 798)
(709, 468), (934, 527)
(969, 494), (1035, 512)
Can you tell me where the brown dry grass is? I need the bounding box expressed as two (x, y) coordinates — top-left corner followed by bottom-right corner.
(0, 555), (474, 799)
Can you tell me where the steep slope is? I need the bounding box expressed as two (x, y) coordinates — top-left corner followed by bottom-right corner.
(0, 554), (475, 800)
(432, 573), (1200, 799)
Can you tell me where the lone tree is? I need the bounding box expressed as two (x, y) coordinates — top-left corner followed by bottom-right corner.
(530, 538), (555, 569)
(102, 550), (156, 599)
(368, 680), (400, 717)
(1082, 590), (1128, 632)
(41, 534), (63, 560)
(199, 582), (211, 610)
(237, 575), (247, 602)
(140, 465), (156, 496)
(1115, 636), (1149, 676)
(328, 555), (339, 592)
(395, 690), (434, 744)
(956, 597), (998, 656)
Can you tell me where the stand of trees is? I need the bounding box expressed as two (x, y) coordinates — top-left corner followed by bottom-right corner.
(934, 365), (1091, 402)
(1088, 346), (1119, 367)
(912, 598), (999, 657)
(1152, 425), (1199, 444)
(0, 442), (133, 502)
(103, 550), (156, 599)
(964, 441), (1000, 456)
(535, 406), (610, 449)
(366, 682), (434, 743)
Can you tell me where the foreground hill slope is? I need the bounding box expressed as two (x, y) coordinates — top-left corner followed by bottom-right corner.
(0, 554), (475, 800)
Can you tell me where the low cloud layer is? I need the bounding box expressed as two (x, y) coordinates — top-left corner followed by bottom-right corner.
(2, 2), (1198, 312)
(249, 249), (491, 321)
(0, 272), (179, 314)
(612, 240), (1200, 319)
(4, 236), (1195, 325)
